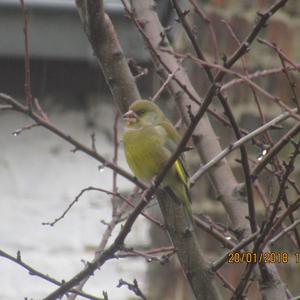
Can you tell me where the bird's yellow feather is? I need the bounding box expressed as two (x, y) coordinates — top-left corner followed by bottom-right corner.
(123, 100), (193, 225)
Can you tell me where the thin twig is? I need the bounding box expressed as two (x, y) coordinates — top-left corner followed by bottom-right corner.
(258, 38), (300, 111)
(216, 271), (236, 294)
(221, 64), (300, 92)
(222, 19), (270, 145)
(68, 200), (131, 300)
(189, 109), (297, 185)
(12, 123), (40, 136)
(162, 49), (300, 122)
(152, 66), (180, 102)
(20, 0), (33, 109)
(251, 122), (300, 180)
(34, 98), (49, 121)
(0, 93), (146, 190)
(117, 279), (147, 300)
(116, 246), (176, 263)
(232, 141), (300, 299)
(211, 231), (259, 272)
(112, 111), (120, 216)
(193, 216), (236, 249)
(0, 249), (104, 300)
(188, 0), (219, 63)
(42, 186), (162, 228)
(269, 219), (300, 245)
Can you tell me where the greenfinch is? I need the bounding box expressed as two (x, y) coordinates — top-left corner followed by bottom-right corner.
(123, 100), (193, 226)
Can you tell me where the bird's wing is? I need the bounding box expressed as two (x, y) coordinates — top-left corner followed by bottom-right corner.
(160, 120), (181, 144)
(157, 121), (191, 195)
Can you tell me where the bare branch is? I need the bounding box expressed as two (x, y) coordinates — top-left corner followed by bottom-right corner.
(116, 246), (176, 264)
(216, 271), (236, 294)
(12, 123), (39, 136)
(43, 186), (154, 299)
(193, 216), (236, 249)
(258, 38), (300, 111)
(162, 49), (300, 122)
(42, 186), (162, 228)
(252, 122), (300, 179)
(151, 66), (180, 102)
(126, 0), (290, 299)
(20, 0), (33, 109)
(117, 279), (147, 300)
(221, 64), (300, 92)
(211, 231), (259, 272)
(190, 109), (297, 185)
(188, 0), (219, 63)
(111, 111), (120, 216)
(233, 140), (300, 299)
(269, 219), (300, 245)
(0, 249), (104, 300)
(0, 93), (145, 189)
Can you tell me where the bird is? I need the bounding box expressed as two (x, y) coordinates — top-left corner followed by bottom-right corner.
(123, 99), (193, 226)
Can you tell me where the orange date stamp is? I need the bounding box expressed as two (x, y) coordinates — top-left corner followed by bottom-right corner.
(227, 252), (289, 264)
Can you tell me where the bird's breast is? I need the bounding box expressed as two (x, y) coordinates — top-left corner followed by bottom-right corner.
(123, 127), (169, 183)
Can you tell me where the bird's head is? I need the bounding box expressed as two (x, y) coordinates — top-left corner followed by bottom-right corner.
(123, 100), (164, 129)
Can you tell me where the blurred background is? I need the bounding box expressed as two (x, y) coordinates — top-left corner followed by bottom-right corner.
(0, 0), (300, 299)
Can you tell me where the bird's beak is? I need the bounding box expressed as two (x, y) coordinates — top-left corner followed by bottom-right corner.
(123, 110), (138, 124)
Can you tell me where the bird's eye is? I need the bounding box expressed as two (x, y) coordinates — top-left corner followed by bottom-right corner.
(138, 110), (145, 115)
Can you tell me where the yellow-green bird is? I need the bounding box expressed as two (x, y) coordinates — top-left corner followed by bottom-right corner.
(123, 100), (193, 226)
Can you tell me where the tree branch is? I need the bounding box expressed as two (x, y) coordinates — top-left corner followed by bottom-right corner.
(75, 0), (140, 113)
(0, 249), (104, 300)
(126, 0), (290, 299)
(190, 109), (297, 185)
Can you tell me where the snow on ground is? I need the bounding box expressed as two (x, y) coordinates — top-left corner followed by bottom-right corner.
(0, 102), (149, 300)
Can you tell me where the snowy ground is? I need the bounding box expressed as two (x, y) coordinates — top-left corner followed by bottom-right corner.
(0, 101), (149, 300)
